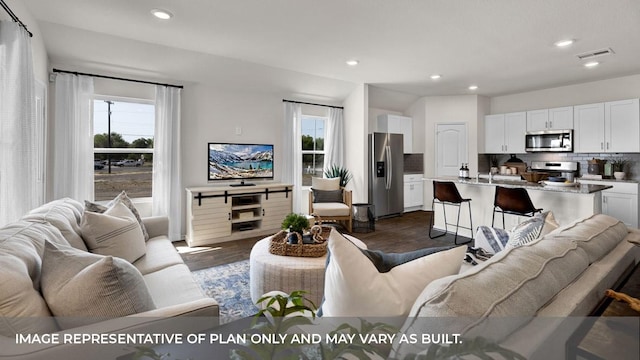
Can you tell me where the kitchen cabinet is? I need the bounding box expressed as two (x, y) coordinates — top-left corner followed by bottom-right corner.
(378, 114), (413, 153)
(403, 174), (423, 211)
(527, 107), (574, 131)
(578, 180), (638, 228)
(575, 99), (639, 153)
(484, 112), (526, 154)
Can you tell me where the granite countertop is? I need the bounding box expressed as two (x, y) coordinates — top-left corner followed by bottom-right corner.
(423, 176), (612, 194)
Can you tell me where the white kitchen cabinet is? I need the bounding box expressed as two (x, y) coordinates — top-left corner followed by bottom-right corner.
(484, 112), (526, 154)
(403, 174), (423, 211)
(548, 106), (574, 130)
(527, 107), (574, 132)
(378, 114), (413, 153)
(575, 99), (639, 153)
(606, 99), (640, 153)
(578, 180), (638, 228)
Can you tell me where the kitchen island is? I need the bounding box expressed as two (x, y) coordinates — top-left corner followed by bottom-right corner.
(425, 177), (612, 238)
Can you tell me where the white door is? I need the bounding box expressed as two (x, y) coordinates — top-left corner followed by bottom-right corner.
(548, 106), (574, 129)
(436, 123), (467, 176)
(504, 112), (527, 153)
(602, 192), (638, 228)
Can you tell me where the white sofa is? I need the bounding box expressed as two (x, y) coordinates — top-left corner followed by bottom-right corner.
(0, 198), (218, 360)
(392, 213), (640, 359)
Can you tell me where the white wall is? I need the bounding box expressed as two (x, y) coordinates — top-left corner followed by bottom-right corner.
(405, 98), (427, 154)
(491, 74), (640, 113)
(343, 84), (369, 203)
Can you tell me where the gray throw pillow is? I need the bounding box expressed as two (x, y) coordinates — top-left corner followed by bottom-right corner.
(40, 241), (156, 329)
(312, 189), (343, 203)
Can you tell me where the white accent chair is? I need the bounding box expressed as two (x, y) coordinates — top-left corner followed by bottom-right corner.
(308, 177), (353, 232)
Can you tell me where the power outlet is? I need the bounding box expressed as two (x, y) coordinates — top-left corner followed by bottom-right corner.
(235, 126), (242, 135)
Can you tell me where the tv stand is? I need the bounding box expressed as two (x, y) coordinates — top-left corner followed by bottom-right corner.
(185, 184), (293, 247)
(229, 180), (256, 187)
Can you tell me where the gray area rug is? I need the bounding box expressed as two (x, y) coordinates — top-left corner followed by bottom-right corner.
(191, 259), (259, 324)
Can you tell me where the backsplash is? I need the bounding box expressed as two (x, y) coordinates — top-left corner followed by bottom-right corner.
(479, 153), (640, 181)
(404, 153), (424, 173)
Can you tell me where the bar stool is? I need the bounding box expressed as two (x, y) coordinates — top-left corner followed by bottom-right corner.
(492, 186), (542, 228)
(429, 181), (473, 245)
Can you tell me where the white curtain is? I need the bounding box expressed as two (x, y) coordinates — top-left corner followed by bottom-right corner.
(52, 73), (94, 201)
(0, 22), (39, 225)
(283, 102), (303, 213)
(152, 85), (182, 240)
(324, 107), (345, 168)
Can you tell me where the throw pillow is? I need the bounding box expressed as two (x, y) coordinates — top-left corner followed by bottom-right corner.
(40, 241), (155, 330)
(474, 226), (510, 254)
(311, 177), (341, 191)
(81, 202), (147, 263)
(311, 189), (343, 203)
(321, 230), (467, 325)
(506, 211), (558, 248)
(85, 190), (149, 241)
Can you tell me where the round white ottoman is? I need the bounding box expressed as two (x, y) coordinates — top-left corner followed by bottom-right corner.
(249, 234), (366, 307)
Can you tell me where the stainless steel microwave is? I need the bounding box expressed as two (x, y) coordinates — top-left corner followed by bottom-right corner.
(525, 129), (573, 152)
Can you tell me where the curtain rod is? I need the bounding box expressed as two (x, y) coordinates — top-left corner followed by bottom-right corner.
(282, 99), (343, 110)
(52, 69), (184, 89)
(0, 0), (33, 37)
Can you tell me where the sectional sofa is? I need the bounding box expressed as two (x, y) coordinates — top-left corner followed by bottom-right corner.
(0, 198), (218, 360)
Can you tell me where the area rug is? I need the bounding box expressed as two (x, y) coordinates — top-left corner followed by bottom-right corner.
(191, 260), (259, 324)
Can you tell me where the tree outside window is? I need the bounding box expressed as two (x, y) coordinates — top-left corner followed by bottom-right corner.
(93, 99), (154, 200)
(301, 115), (326, 186)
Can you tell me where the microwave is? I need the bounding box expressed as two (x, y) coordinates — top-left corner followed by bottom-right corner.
(525, 129), (573, 152)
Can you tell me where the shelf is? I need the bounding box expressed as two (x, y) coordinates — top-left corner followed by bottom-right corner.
(232, 204), (262, 211)
(231, 216), (262, 224)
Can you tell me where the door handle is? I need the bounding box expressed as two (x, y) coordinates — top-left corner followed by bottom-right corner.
(387, 146), (393, 189)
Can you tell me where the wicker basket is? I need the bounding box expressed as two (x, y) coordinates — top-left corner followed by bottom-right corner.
(269, 227), (331, 258)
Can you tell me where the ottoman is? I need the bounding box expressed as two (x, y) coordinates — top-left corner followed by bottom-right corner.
(249, 234), (367, 307)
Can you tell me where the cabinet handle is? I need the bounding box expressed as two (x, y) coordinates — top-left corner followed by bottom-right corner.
(549, 121), (553, 128)
(228, 212), (231, 221)
(606, 142), (610, 150)
(262, 208), (265, 216)
(601, 142), (604, 150)
(545, 121), (548, 128)
(504, 145), (507, 152)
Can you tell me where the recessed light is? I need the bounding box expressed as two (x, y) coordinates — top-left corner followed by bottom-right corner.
(555, 39), (574, 48)
(430, 74), (442, 80)
(468, 85), (478, 90)
(346, 60), (359, 66)
(151, 9), (173, 20)
(584, 61), (599, 68)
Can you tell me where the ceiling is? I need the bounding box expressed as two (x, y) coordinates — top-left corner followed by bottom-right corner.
(21, 0), (640, 105)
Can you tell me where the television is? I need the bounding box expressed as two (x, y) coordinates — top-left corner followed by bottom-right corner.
(208, 142), (274, 184)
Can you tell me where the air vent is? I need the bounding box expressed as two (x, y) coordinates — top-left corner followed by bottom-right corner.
(576, 48), (615, 60)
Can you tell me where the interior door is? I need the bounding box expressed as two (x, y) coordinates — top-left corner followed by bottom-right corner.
(436, 123), (467, 177)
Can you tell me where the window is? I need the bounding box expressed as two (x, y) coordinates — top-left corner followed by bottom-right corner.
(301, 115), (326, 186)
(93, 98), (154, 201)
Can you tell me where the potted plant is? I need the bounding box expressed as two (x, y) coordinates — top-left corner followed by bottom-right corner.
(611, 158), (630, 180)
(324, 164), (352, 187)
(281, 213), (310, 244)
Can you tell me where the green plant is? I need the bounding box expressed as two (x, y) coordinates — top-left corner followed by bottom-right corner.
(281, 213), (310, 234)
(610, 158), (630, 172)
(324, 164), (352, 187)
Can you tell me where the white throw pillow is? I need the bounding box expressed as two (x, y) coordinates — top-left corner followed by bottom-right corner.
(40, 241), (155, 329)
(311, 177), (341, 191)
(81, 201), (146, 263)
(321, 230), (467, 324)
(506, 211), (559, 248)
(85, 191), (149, 241)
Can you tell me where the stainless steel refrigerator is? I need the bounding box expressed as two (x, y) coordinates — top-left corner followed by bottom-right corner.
(368, 132), (404, 219)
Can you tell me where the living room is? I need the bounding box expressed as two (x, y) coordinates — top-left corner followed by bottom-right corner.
(2, 1), (640, 359)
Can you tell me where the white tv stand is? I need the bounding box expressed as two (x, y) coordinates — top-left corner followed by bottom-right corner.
(185, 183), (293, 247)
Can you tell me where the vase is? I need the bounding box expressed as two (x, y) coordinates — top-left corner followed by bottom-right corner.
(614, 172), (625, 180)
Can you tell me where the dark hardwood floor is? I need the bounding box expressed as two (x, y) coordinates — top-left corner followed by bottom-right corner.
(175, 210), (471, 271)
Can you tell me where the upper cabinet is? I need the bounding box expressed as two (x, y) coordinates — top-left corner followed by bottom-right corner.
(526, 107), (573, 131)
(575, 99), (639, 153)
(484, 112), (526, 154)
(378, 114), (413, 153)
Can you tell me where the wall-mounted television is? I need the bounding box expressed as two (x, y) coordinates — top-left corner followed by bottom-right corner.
(208, 143), (274, 184)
